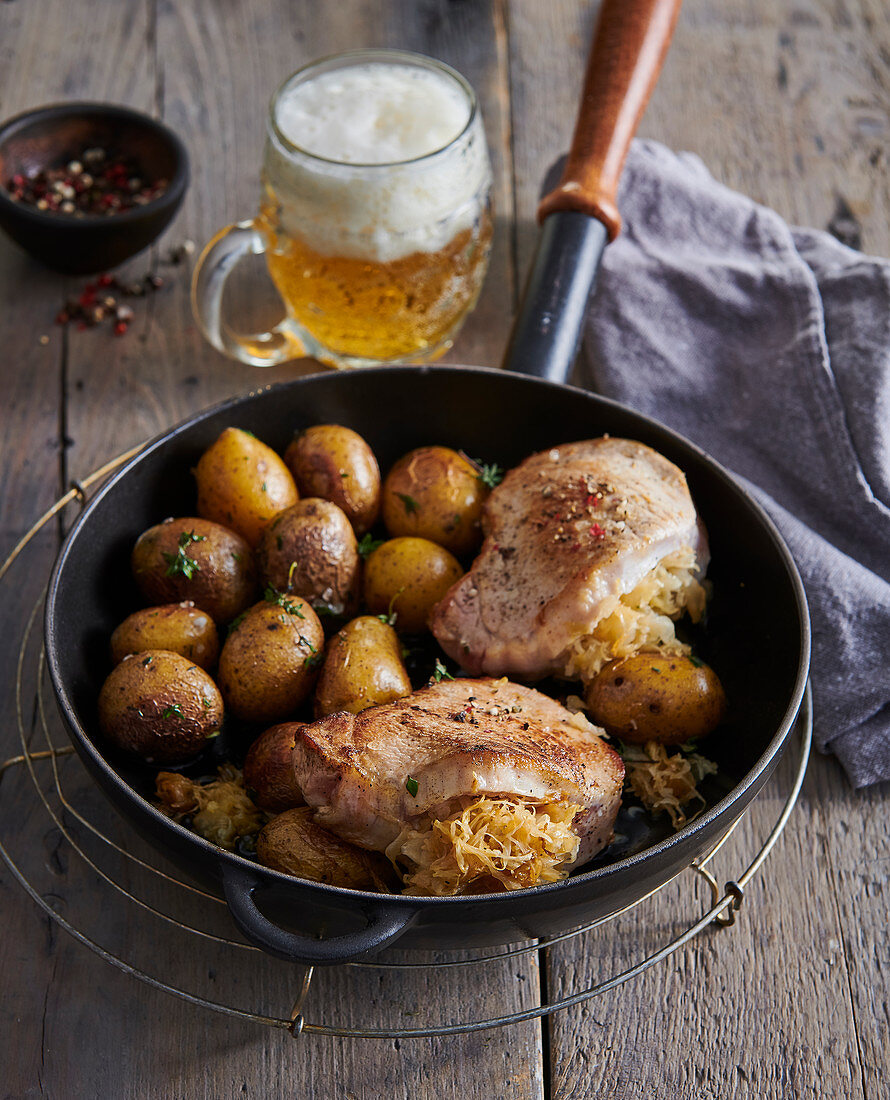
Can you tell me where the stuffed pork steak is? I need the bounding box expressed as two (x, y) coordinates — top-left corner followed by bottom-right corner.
(291, 677), (624, 896)
(431, 437), (709, 681)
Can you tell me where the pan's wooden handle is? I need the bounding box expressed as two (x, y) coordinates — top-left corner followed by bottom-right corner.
(537, 0), (682, 239)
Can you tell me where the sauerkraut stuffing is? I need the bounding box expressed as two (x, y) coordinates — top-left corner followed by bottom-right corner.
(387, 796), (582, 896)
(622, 741), (718, 828)
(155, 765), (265, 850)
(561, 547), (707, 681)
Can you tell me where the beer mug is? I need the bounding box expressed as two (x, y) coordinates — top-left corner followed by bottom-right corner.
(192, 49), (493, 369)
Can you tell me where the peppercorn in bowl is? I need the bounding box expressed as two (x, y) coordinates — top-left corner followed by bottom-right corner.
(0, 101), (189, 274)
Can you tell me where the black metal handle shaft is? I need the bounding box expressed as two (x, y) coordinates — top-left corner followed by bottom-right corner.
(500, 211), (608, 385)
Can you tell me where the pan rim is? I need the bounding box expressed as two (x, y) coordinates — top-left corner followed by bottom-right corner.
(44, 364), (811, 910)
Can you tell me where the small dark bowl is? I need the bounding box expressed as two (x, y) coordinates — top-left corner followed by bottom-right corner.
(0, 102), (189, 275)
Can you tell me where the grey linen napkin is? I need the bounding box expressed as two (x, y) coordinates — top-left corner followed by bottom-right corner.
(577, 139), (890, 787)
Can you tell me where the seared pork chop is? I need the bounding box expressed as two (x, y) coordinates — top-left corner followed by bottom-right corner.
(292, 678), (623, 895)
(431, 438), (708, 680)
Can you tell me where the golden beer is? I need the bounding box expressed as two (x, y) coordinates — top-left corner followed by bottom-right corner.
(192, 50), (492, 369)
(256, 201), (493, 362)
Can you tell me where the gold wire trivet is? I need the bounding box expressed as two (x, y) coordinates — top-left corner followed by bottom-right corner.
(0, 455), (812, 1038)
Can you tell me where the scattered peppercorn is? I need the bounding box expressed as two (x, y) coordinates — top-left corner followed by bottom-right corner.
(54, 271), (165, 336)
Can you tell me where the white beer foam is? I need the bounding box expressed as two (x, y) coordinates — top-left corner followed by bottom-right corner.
(276, 64), (470, 164)
(264, 61), (491, 263)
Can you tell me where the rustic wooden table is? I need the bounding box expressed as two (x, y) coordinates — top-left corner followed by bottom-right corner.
(1, 2), (887, 1097)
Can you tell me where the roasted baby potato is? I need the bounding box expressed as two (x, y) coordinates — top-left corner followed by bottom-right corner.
(284, 424), (381, 535)
(110, 603), (220, 670)
(314, 616), (412, 717)
(98, 650), (224, 763)
(195, 427), (299, 546)
(381, 445), (488, 555)
(131, 517), (256, 624)
(217, 595), (324, 723)
(256, 807), (397, 890)
(363, 537), (463, 633)
(256, 498), (360, 616)
(584, 653), (727, 745)
(242, 722), (305, 811)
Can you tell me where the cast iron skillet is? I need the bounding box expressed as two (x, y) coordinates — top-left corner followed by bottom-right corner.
(44, 1), (810, 963)
(44, 365), (810, 963)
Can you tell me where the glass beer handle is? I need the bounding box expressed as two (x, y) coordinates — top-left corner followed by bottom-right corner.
(190, 221), (306, 367)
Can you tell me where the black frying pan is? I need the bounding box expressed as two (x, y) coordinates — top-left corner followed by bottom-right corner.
(44, 0), (810, 963)
(44, 366), (809, 963)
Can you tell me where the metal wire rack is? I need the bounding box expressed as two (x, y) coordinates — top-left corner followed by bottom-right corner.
(0, 464), (812, 1039)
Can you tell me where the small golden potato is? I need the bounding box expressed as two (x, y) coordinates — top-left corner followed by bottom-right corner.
(363, 537), (463, 633)
(314, 616), (412, 718)
(243, 722), (305, 812)
(256, 807), (398, 890)
(284, 424), (381, 535)
(381, 446), (488, 556)
(585, 653), (727, 745)
(256, 498), (360, 616)
(98, 650), (224, 763)
(195, 427), (298, 547)
(217, 596), (324, 723)
(131, 517), (256, 624)
(110, 603), (219, 670)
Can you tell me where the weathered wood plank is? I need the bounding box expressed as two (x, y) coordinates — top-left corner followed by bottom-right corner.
(0, 5), (158, 1099)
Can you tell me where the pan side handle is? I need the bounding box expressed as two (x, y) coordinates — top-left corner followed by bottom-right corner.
(221, 863), (416, 965)
(503, 0), (682, 384)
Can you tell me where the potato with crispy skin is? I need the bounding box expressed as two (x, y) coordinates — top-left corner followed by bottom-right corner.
(110, 603), (220, 670)
(257, 498), (360, 617)
(585, 653), (726, 745)
(314, 616), (412, 718)
(243, 722), (306, 811)
(364, 537), (463, 633)
(382, 445), (488, 556)
(284, 424), (381, 535)
(256, 807), (397, 890)
(98, 650), (223, 763)
(195, 427), (298, 547)
(217, 595), (324, 723)
(131, 517), (257, 624)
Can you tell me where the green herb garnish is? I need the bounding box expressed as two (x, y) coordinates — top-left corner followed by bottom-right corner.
(689, 655), (705, 668)
(432, 658), (454, 682)
(205, 729), (221, 740)
(162, 530), (207, 579)
(357, 533), (385, 559)
(405, 776), (419, 797)
(161, 703), (183, 719)
(227, 611), (247, 635)
(141, 656), (153, 667)
(201, 697), (211, 709)
(475, 461), (504, 489)
(264, 585), (305, 618)
(396, 492), (419, 515)
(377, 610), (397, 627)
